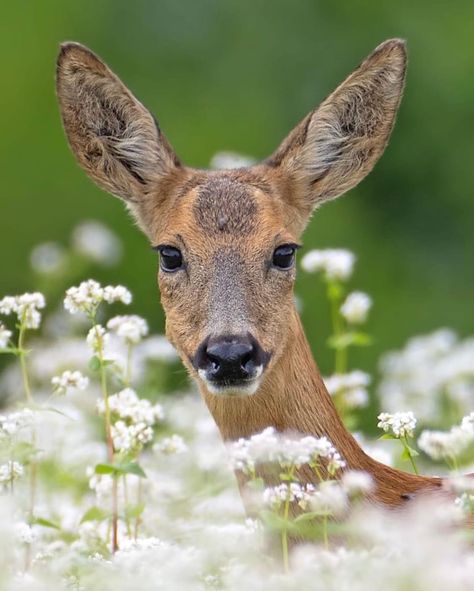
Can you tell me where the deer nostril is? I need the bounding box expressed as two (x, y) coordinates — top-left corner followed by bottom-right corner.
(198, 336), (260, 382)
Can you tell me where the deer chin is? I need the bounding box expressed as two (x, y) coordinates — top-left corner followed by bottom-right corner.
(197, 366), (264, 397)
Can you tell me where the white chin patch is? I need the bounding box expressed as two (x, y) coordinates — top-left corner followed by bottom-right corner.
(198, 367), (263, 397)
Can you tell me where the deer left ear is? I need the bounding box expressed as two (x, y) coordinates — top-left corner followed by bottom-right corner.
(266, 39), (407, 225)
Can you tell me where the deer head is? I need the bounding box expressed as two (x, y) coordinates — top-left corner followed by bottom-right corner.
(56, 39), (406, 399)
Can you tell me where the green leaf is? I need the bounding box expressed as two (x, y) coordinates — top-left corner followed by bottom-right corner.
(118, 462), (147, 478)
(32, 517), (61, 530)
(401, 446), (419, 461)
(125, 503), (145, 519)
(89, 356), (101, 371)
(379, 433), (398, 440)
(94, 463), (117, 475)
(327, 332), (372, 350)
(294, 510), (331, 523)
(102, 359), (115, 367)
(80, 506), (109, 524)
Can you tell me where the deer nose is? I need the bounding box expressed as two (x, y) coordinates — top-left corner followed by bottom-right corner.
(194, 335), (265, 385)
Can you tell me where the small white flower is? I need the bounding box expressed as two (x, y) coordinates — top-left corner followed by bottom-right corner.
(301, 249), (355, 281)
(0, 461), (24, 485)
(86, 325), (109, 354)
(461, 412), (474, 433)
(0, 323), (12, 348)
(97, 388), (164, 426)
(51, 370), (89, 394)
(112, 420), (154, 452)
(107, 315), (148, 345)
(0, 409), (35, 437)
(30, 242), (66, 274)
(418, 426), (474, 462)
(324, 371), (371, 409)
(64, 279), (104, 315)
(0, 292), (45, 329)
(377, 411), (417, 438)
(341, 470), (374, 497)
(310, 481), (348, 516)
(72, 220), (122, 266)
(102, 285), (132, 305)
(15, 523), (39, 545)
(262, 483), (316, 510)
(154, 434), (188, 455)
(340, 291), (372, 324)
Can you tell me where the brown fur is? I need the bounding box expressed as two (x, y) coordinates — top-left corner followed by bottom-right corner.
(56, 39), (449, 510)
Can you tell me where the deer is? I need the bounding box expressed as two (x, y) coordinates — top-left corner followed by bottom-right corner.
(56, 38), (448, 511)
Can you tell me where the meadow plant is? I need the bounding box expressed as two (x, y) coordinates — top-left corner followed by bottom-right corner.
(0, 233), (472, 589)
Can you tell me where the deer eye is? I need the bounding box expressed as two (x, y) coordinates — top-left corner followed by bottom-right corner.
(158, 246), (183, 272)
(272, 244), (298, 270)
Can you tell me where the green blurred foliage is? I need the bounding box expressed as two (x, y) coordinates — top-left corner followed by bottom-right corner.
(1, 0), (473, 382)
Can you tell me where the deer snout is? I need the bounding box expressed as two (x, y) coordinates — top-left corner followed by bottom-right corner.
(193, 334), (268, 395)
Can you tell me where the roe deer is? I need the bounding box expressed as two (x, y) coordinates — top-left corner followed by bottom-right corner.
(56, 39), (446, 508)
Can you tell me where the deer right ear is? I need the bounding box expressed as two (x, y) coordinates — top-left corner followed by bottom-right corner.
(266, 39), (407, 229)
(56, 43), (180, 204)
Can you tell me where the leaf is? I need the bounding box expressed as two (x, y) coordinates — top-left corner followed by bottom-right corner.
(327, 332), (373, 350)
(32, 517), (61, 530)
(118, 462), (147, 478)
(80, 506), (109, 524)
(94, 463), (117, 475)
(13, 441), (41, 463)
(294, 511), (331, 523)
(88, 356), (101, 371)
(125, 503), (145, 519)
(401, 446), (419, 461)
(379, 433), (398, 440)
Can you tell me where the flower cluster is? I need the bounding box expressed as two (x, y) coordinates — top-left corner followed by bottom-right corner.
(340, 291), (372, 324)
(97, 388), (164, 453)
(378, 329), (474, 423)
(377, 411), (417, 438)
(263, 482), (316, 510)
(324, 370), (371, 408)
(51, 370), (89, 394)
(301, 249), (355, 281)
(228, 427), (345, 476)
(0, 292), (46, 329)
(107, 315), (149, 345)
(154, 434), (188, 455)
(64, 279), (131, 316)
(418, 413), (474, 463)
(0, 409), (35, 438)
(0, 461), (24, 487)
(0, 323), (12, 348)
(86, 324), (109, 354)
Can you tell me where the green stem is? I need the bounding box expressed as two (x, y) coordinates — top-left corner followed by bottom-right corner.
(123, 475), (132, 539)
(322, 515), (329, 549)
(18, 318), (32, 403)
(125, 343), (133, 387)
(281, 465), (296, 573)
(402, 436), (419, 475)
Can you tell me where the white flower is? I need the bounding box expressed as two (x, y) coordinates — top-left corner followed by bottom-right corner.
(418, 426), (474, 462)
(310, 481), (348, 516)
(262, 483), (316, 510)
(0, 324), (12, 348)
(0, 409), (35, 437)
(324, 371), (371, 409)
(102, 285), (132, 305)
(0, 461), (24, 485)
(107, 315), (149, 345)
(64, 279), (104, 315)
(301, 249), (355, 281)
(112, 420), (154, 452)
(341, 470), (374, 497)
(0, 292), (46, 329)
(377, 411), (417, 438)
(64, 280), (131, 316)
(51, 370), (89, 394)
(340, 291), (372, 324)
(86, 325), (109, 354)
(210, 151), (256, 170)
(97, 388), (164, 426)
(154, 435), (188, 455)
(72, 220), (122, 266)
(30, 242), (66, 274)
(15, 523), (39, 545)
(461, 412), (474, 433)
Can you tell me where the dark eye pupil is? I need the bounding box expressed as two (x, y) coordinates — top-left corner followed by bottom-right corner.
(160, 247), (183, 271)
(273, 245), (296, 269)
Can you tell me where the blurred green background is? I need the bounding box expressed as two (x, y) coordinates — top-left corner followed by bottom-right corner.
(1, 0), (473, 383)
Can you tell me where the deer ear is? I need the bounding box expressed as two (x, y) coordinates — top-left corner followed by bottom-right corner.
(56, 43), (180, 203)
(266, 39), (407, 224)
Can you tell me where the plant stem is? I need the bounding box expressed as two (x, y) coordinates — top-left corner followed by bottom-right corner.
(134, 478), (143, 540)
(125, 343), (133, 387)
(402, 436), (419, 475)
(93, 321), (118, 552)
(123, 475), (132, 538)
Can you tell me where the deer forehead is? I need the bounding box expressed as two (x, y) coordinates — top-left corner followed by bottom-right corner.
(156, 173), (294, 253)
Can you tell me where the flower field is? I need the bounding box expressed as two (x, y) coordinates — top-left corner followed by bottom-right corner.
(0, 220), (473, 590)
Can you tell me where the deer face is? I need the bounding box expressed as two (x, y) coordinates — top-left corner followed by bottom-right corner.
(56, 39), (407, 396)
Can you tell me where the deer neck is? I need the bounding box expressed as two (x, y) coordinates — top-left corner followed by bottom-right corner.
(202, 306), (365, 468)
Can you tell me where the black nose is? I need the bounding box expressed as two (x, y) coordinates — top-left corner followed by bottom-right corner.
(194, 335), (266, 384)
